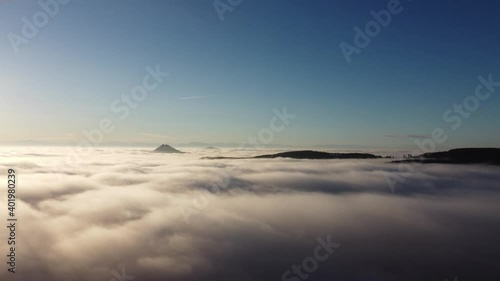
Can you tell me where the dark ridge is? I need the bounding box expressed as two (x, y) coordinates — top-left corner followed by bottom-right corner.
(153, 144), (183, 154)
(393, 148), (500, 165)
(202, 150), (381, 160)
(254, 150), (381, 159)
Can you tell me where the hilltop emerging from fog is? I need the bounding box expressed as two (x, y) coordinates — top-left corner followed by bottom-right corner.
(202, 150), (382, 160)
(153, 144), (183, 153)
(153, 145), (500, 165)
(394, 148), (500, 165)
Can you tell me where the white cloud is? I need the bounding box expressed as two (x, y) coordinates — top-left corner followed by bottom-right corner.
(0, 147), (499, 281)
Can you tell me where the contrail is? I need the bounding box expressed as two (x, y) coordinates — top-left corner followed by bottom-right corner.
(179, 95), (214, 100)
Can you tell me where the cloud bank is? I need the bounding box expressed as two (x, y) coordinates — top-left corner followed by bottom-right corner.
(0, 147), (499, 281)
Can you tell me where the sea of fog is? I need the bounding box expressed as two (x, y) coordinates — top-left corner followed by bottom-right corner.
(0, 146), (499, 281)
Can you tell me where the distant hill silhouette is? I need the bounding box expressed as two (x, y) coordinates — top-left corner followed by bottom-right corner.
(393, 148), (500, 165)
(203, 150), (381, 160)
(153, 144), (183, 153)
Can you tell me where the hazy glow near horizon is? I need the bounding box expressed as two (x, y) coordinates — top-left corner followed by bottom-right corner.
(1, 1), (500, 149)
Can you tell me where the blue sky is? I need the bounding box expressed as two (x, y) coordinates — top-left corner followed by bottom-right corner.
(1, 0), (499, 148)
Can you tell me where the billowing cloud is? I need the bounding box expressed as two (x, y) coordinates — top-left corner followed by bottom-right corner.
(0, 147), (499, 281)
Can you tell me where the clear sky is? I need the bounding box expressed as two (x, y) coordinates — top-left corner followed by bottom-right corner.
(1, 0), (500, 149)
